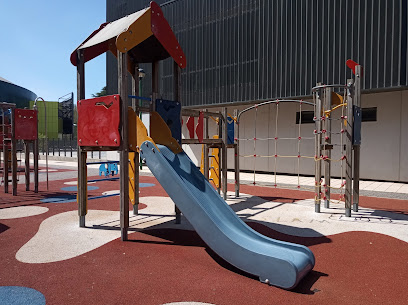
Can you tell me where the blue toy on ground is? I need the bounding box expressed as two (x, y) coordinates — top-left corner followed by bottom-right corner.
(98, 162), (118, 178)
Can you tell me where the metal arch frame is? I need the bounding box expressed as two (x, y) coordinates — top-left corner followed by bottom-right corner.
(236, 99), (314, 123)
(235, 99), (315, 197)
(311, 84), (351, 92)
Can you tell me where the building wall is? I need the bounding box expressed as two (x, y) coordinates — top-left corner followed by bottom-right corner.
(106, 0), (408, 182)
(401, 90), (408, 181)
(106, 0), (408, 107)
(29, 101), (60, 139)
(0, 78), (37, 108)
(359, 91), (404, 181)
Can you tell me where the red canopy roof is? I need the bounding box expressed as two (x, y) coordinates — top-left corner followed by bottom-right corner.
(70, 2), (186, 68)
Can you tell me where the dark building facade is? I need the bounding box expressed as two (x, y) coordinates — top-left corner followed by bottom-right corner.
(106, 0), (408, 107)
(0, 77), (37, 108)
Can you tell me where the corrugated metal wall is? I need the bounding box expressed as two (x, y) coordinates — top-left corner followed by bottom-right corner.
(107, 0), (408, 107)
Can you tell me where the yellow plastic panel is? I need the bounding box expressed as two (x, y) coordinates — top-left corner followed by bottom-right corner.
(322, 92), (347, 126)
(199, 136), (220, 188)
(150, 112), (182, 154)
(128, 106), (158, 152)
(332, 92), (343, 106)
(129, 152), (136, 205)
(116, 8), (153, 53)
(128, 107), (138, 152)
(136, 116), (157, 152)
(200, 144), (204, 174)
(209, 135), (220, 188)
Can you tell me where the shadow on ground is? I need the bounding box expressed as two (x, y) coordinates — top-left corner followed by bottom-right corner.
(0, 223), (9, 234)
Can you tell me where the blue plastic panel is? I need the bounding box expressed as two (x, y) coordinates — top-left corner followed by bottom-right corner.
(353, 106), (362, 145)
(155, 99), (182, 144)
(227, 117), (235, 145)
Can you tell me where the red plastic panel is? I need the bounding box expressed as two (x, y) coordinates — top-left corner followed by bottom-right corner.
(346, 59), (359, 75)
(15, 109), (38, 140)
(150, 1), (187, 69)
(77, 95), (121, 147)
(195, 112), (204, 143)
(186, 116), (195, 139)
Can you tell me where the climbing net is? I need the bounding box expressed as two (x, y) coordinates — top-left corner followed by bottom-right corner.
(237, 99), (315, 190)
(236, 95), (348, 204)
(313, 85), (349, 205)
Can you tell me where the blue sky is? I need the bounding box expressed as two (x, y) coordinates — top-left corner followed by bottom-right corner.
(0, 1), (106, 101)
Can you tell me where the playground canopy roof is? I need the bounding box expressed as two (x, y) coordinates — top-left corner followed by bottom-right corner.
(70, 1), (186, 69)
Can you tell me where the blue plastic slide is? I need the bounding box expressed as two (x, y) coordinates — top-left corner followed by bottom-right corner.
(140, 141), (315, 289)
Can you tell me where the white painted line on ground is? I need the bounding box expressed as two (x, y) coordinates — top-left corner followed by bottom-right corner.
(0, 206), (49, 219)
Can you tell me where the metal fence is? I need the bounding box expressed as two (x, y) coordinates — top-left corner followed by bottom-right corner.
(38, 136), (105, 159)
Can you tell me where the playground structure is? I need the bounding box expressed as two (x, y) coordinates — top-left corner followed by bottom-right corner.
(71, 1), (315, 289)
(235, 61), (362, 217)
(182, 108), (237, 199)
(0, 102), (40, 195)
(71, 1), (187, 234)
(313, 61), (362, 217)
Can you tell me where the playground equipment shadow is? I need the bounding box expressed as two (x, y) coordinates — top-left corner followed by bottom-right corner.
(1, 174), (408, 304)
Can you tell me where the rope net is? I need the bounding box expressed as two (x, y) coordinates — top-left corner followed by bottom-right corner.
(237, 97), (348, 202)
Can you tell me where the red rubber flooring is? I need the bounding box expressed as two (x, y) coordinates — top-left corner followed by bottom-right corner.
(1, 176), (408, 304)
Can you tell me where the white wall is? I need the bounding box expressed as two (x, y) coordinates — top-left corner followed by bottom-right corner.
(182, 89), (408, 182)
(400, 90), (408, 182)
(359, 91), (402, 181)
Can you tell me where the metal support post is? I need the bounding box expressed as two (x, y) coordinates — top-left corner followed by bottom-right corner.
(324, 87), (332, 208)
(132, 62), (139, 111)
(314, 86), (322, 213)
(76, 49), (87, 227)
(11, 109), (17, 196)
(131, 61), (140, 215)
(345, 79), (354, 217)
(78, 149), (87, 227)
(234, 109), (239, 197)
(217, 112), (222, 194)
(203, 110), (209, 179)
(3, 124), (8, 193)
(222, 107), (228, 200)
(33, 139), (39, 193)
(173, 61), (182, 224)
(235, 111), (240, 197)
(353, 66), (362, 212)
(118, 51), (130, 241)
(24, 141), (30, 191)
